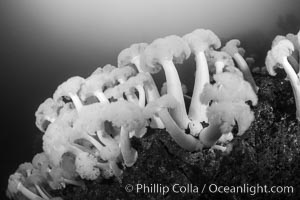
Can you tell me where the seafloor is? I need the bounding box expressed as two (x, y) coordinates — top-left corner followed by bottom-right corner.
(52, 71), (300, 200)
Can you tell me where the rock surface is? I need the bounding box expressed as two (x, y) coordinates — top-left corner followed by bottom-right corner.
(52, 73), (300, 200)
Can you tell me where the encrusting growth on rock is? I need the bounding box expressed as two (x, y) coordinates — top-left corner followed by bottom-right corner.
(6, 28), (264, 200)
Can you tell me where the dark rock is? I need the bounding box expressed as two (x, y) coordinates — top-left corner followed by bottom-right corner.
(52, 74), (300, 200)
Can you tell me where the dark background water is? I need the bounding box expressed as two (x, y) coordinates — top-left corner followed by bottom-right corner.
(1, 0), (300, 199)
